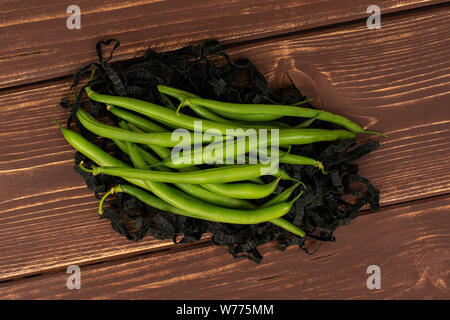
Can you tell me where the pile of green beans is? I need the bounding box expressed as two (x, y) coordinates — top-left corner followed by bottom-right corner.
(58, 84), (384, 238)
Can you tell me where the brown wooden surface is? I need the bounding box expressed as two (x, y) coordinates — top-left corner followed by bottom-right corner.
(0, 0), (447, 88)
(0, 1), (449, 299)
(0, 195), (448, 299)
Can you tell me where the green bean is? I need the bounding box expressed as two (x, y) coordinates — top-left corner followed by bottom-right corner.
(270, 217), (305, 237)
(278, 128), (355, 144)
(279, 151), (317, 166)
(279, 152), (326, 174)
(261, 182), (303, 208)
(77, 108), (217, 147)
(126, 123), (171, 159)
(181, 96), (385, 136)
(156, 84), (229, 122)
(243, 150), (326, 174)
(158, 85), (288, 123)
(160, 93), (177, 110)
(202, 177), (281, 200)
(212, 163), (265, 185)
(98, 184), (210, 220)
(81, 163), (287, 184)
(156, 85), (199, 101)
(108, 106), (167, 133)
(113, 137), (165, 171)
(169, 179), (257, 209)
(127, 143), (169, 170)
(112, 98), (281, 131)
(204, 109), (281, 122)
(247, 178), (265, 184)
(269, 121), (292, 128)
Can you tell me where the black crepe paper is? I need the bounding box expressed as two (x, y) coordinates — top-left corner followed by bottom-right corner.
(61, 39), (380, 263)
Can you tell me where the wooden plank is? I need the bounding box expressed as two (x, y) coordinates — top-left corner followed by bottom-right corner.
(0, 195), (447, 299)
(0, 0), (447, 89)
(1, 6), (449, 282)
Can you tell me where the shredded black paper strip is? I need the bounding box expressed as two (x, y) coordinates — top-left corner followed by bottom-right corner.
(61, 40), (380, 263)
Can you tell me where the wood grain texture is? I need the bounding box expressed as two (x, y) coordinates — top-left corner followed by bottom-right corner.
(0, 6), (449, 283)
(0, 0), (447, 88)
(0, 195), (447, 299)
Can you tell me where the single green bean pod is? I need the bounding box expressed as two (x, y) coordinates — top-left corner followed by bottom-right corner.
(262, 181), (306, 237)
(81, 163), (289, 184)
(202, 177), (281, 200)
(77, 108), (223, 147)
(182, 96), (385, 136)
